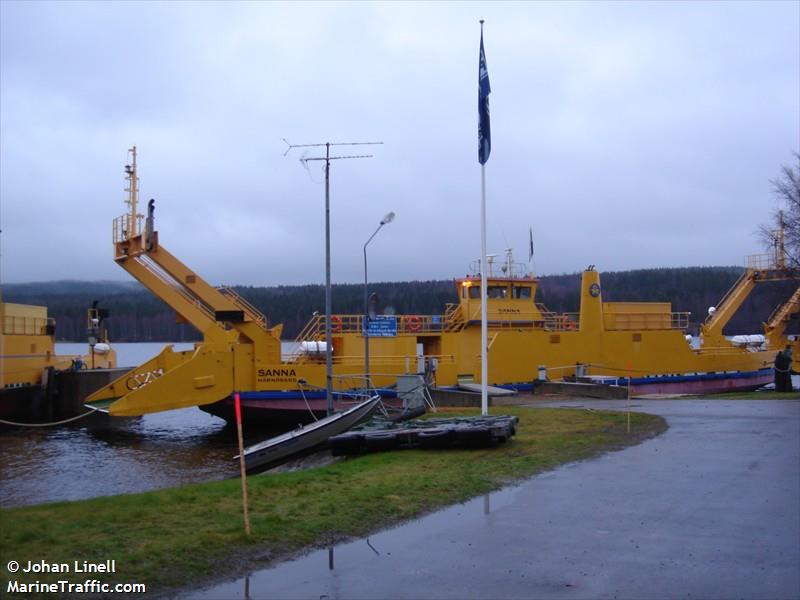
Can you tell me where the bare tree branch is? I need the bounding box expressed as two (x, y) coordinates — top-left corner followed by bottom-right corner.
(762, 152), (800, 268)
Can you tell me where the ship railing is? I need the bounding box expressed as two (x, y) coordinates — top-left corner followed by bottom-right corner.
(604, 312), (690, 331)
(693, 344), (764, 356)
(287, 314), (327, 361)
(458, 305), (556, 330)
(2, 316), (53, 336)
(543, 312), (580, 332)
(133, 254), (218, 322)
(746, 252), (781, 271)
(467, 259), (529, 279)
(217, 286), (268, 330)
(444, 303), (464, 329)
(704, 270), (749, 327)
(112, 213), (144, 245)
(767, 286), (800, 327)
(333, 354), (457, 368)
(294, 314), (454, 338)
(395, 314), (449, 334)
(293, 314), (325, 342)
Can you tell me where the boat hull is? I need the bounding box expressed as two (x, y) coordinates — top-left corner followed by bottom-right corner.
(0, 385), (48, 425)
(238, 395), (382, 471)
(201, 390), (401, 426)
(569, 369), (775, 396)
(630, 369), (774, 395)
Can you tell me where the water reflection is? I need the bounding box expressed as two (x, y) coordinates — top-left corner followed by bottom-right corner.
(0, 407), (298, 508)
(1, 343), (298, 508)
(187, 488), (517, 599)
(1, 408), (232, 507)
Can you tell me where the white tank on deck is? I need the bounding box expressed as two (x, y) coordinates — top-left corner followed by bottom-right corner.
(730, 334), (766, 347)
(299, 341), (330, 354)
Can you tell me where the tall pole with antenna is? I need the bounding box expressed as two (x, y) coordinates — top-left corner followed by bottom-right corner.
(284, 139), (382, 416)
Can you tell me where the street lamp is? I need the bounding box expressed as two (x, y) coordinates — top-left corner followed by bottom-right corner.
(363, 211), (395, 388)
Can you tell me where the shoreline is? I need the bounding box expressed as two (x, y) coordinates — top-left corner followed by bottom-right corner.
(1, 405), (667, 597)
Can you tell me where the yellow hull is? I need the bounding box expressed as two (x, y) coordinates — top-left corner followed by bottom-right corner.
(87, 268), (778, 417)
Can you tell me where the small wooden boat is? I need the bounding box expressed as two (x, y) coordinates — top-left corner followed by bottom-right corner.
(237, 394), (382, 472)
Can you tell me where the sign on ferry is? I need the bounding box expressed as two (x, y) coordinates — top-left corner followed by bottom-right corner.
(365, 315), (398, 337)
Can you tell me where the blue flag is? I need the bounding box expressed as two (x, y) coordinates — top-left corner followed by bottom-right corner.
(529, 227), (534, 262)
(478, 26), (491, 165)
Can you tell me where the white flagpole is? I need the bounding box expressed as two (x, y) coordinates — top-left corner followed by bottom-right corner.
(481, 165), (488, 416)
(478, 19), (490, 417)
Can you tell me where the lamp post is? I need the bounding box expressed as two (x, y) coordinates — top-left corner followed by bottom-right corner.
(363, 212), (395, 387)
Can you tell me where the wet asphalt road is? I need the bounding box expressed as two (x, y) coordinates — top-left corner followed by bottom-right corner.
(190, 399), (800, 600)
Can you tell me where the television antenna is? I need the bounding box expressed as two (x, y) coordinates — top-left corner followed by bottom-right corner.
(283, 139), (383, 415)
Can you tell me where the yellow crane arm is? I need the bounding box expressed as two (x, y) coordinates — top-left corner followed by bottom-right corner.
(117, 252), (231, 344)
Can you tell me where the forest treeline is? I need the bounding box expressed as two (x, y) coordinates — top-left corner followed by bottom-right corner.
(3, 266), (797, 342)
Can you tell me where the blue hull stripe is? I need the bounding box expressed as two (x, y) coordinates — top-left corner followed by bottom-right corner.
(236, 389), (398, 401)
(438, 368), (772, 393)
(233, 369), (771, 401)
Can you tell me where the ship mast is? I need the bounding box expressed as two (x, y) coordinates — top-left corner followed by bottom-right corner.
(124, 146), (140, 238)
(777, 210), (786, 269)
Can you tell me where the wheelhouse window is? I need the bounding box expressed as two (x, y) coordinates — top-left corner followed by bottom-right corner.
(487, 286), (507, 298)
(512, 286), (532, 299)
(468, 286), (481, 299)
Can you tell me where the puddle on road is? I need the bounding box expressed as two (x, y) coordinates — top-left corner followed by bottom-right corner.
(186, 486), (521, 599)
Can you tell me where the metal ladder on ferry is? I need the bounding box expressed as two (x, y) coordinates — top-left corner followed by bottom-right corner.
(217, 286), (269, 330)
(767, 286), (800, 332)
(444, 304), (466, 332)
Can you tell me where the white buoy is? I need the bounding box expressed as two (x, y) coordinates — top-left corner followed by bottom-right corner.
(708, 306), (717, 316)
(93, 342), (111, 354)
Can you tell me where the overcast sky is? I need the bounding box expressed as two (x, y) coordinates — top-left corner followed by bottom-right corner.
(1, 1), (798, 287)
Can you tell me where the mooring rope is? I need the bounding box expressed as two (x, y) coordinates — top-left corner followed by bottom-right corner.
(297, 383), (319, 422)
(0, 405), (102, 428)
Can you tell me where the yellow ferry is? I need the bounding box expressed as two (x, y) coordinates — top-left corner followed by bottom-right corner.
(86, 149), (799, 423)
(1, 301), (116, 423)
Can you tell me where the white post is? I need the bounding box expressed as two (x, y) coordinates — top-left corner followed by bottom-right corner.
(480, 164), (488, 416)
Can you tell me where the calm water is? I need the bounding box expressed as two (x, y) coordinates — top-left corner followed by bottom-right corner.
(0, 343), (289, 509)
(1, 342), (792, 509)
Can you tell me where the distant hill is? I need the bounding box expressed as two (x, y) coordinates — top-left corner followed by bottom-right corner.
(2, 267), (797, 342)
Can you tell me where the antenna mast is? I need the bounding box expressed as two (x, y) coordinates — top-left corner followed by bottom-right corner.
(124, 146), (140, 238)
(284, 139), (383, 416)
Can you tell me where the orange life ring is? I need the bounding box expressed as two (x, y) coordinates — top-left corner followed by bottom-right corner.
(562, 316), (574, 331)
(330, 315), (342, 333)
(406, 315), (422, 332)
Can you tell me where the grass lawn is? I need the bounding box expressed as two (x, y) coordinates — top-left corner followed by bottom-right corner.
(0, 406), (666, 596)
